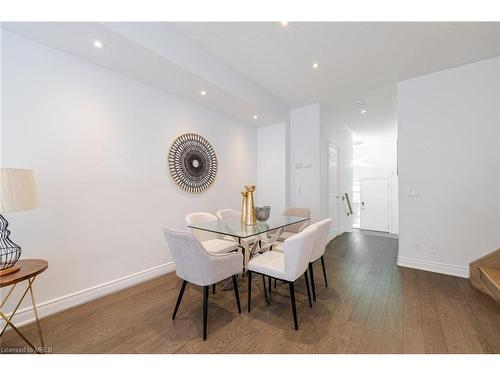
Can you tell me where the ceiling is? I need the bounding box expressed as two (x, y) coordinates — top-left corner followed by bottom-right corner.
(174, 22), (500, 106)
(333, 85), (397, 141)
(3, 22), (500, 135)
(173, 22), (500, 137)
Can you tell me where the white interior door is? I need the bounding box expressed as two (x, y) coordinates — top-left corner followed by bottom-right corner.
(360, 178), (389, 232)
(328, 144), (340, 237)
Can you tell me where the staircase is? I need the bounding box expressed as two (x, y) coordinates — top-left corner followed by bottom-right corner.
(470, 249), (500, 305)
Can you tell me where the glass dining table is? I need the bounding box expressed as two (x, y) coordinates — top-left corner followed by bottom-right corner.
(187, 214), (309, 291)
(187, 214), (308, 241)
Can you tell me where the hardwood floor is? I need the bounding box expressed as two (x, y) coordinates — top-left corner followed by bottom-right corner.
(2, 231), (499, 353)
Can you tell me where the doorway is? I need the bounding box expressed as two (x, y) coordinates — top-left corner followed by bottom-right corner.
(359, 177), (389, 232)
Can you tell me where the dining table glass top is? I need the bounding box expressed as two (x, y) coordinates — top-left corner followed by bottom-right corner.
(187, 215), (308, 239)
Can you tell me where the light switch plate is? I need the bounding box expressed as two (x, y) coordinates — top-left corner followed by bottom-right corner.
(409, 189), (420, 197)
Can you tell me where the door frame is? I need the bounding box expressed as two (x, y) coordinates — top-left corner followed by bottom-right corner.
(359, 176), (390, 232)
(327, 142), (341, 238)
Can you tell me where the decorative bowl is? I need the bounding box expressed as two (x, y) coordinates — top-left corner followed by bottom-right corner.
(256, 206), (271, 221)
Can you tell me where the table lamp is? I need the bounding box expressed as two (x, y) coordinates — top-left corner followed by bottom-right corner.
(0, 168), (37, 276)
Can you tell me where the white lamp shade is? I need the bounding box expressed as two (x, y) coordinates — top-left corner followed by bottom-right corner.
(0, 168), (38, 213)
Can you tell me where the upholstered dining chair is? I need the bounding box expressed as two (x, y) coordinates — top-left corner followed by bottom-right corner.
(246, 226), (317, 330)
(277, 207), (311, 242)
(271, 219), (332, 300)
(186, 212), (239, 294)
(185, 212), (239, 255)
(216, 208), (259, 265)
(305, 218), (332, 301)
(163, 228), (243, 340)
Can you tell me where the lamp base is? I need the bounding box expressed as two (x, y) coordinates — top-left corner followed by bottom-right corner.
(0, 214), (22, 277)
(0, 264), (20, 276)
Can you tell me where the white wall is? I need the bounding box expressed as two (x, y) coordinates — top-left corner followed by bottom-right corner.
(289, 104), (321, 221)
(257, 123), (286, 216)
(397, 57), (500, 277)
(320, 108), (354, 235)
(1, 32), (257, 322)
(354, 138), (399, 234)
(354, 139), (397, 179)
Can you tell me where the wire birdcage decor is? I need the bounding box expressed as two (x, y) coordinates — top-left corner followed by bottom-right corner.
(0, 215), (21, 270)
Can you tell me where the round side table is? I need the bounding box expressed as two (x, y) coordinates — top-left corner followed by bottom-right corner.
(0, 259), (48, 353)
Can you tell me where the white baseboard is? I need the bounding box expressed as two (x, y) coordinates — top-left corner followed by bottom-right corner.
(7, 261), (175, 329)
(397, 256), (469, 278)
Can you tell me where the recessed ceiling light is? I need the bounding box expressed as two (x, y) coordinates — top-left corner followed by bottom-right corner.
(253, 115), (258, 119)
(280, 21), (289, 27)
(90, 39), (106, 49)
(200, 90), (207, 96)
(312, 62), (319, 69)
(354, 99), (367, 114)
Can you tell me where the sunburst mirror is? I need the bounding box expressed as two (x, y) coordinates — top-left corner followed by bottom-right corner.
(168, 133), (217, 193)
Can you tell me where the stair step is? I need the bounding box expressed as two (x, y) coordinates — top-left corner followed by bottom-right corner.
(479, 266), (500, 304)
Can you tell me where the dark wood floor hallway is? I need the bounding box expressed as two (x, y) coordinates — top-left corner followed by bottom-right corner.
(2, 231), (499, 353)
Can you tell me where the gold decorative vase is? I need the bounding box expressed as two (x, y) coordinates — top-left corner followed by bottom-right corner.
(241, 185), (256, 225)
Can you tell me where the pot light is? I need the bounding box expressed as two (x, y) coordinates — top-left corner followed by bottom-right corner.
(200, 90), (207, 96)
(280, 21), (289, 27)
(253, 115), (258, 119)
(312, 62), (319, 69)
(90, 39), (106, 49)
(354, 100), (367, 114)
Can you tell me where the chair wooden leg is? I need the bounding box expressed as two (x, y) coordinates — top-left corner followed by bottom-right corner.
(203, 285), (209, 340)
(262, 275), (269, 305)
(247, 271), (253, 312)
(304, 270), (312, 308)
(288, 282), (298, 330)
(309, 263), (316, 302)
(232, 275), (241, 314)
(172, 280), (187, 320)
(321, 256), (328, 287)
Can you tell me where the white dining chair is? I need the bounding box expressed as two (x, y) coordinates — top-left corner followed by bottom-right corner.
(163, 228), (243, 341)
(277, 207), (311, 242)
(186, 212), (240, 294)
(246, 226), (317, 330)
(185, 212), (239, 255)
(305, 218), (332, 301)
(270, 219), (332, 299)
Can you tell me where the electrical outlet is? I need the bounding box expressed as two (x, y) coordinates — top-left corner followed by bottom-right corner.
(413, 242), (421, 252)
(430, 243), (439, 254)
